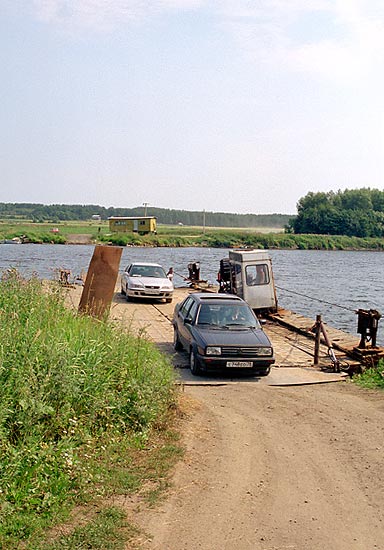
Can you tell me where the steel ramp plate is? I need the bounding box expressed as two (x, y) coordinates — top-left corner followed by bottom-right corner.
(175, 366), (348, 386)
(266, 366), (348, 386)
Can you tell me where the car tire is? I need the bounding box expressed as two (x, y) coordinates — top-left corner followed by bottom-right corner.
(190, 349), (201, 375)
(121, 286), (126, 296)
(126, 294), (132, 302)
(252, 366), (271, 377)
(173, 327), (183, 351)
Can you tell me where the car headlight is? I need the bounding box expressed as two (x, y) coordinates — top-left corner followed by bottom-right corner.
(255, 347), (273, 356)
(130, 282), (144, 289)
(206, 346), (222, 356)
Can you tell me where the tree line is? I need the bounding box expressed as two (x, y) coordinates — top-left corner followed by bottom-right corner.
(288, 188), (384, 238)
(0, 203), (292, 228)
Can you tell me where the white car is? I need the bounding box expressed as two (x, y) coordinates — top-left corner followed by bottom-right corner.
(121, 262), (174, 303)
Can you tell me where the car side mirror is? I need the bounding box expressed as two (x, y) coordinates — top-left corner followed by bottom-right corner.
(184, 317), (193, 325)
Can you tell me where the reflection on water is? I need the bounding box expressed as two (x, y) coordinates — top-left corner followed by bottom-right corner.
(1, 244), (383, 342)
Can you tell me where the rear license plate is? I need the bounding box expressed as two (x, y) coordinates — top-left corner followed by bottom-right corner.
(226, 361), (253, 368)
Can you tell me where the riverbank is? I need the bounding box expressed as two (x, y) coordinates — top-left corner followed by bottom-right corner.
(2, 221), (384, 250)
(3, 219), (384, 250)
(100, 231), (384, 250)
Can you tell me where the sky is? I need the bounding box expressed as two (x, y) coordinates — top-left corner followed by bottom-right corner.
(1, 1), (384, 215)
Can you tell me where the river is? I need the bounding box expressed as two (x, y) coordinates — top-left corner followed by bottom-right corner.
(1, 244), (383, 343)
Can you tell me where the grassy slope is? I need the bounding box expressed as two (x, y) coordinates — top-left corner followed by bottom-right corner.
(0, 271), (180, 549)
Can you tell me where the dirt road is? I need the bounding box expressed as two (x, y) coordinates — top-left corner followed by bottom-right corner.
(66, 285), (384, 549)
(137, 382), (383, 550)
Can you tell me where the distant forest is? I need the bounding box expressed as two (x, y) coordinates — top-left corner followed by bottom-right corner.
(288, 188), (384, 237)
(0, 203), (293, 228)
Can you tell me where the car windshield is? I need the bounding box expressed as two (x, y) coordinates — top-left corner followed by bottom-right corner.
(196, 303), (260, 328)
(130, 265), (166, 278)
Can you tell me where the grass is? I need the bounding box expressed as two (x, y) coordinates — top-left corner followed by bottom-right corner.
(354, 362), (384, 389)
(30, 507), (135, 550)
(0, 220), (107, 244)
(0, 270), (181, 548)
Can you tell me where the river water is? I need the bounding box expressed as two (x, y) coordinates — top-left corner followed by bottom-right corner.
(1, 244), (383, 343)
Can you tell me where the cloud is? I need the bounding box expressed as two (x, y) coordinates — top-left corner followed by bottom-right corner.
(26, 0), (384, 81)
(32, 0), (204, 31)
(217, 0), (384, 81)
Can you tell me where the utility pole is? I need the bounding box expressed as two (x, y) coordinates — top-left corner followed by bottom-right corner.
(143, 202), (149, 216)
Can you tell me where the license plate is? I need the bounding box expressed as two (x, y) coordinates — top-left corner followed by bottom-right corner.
(226, 361), (253, 368)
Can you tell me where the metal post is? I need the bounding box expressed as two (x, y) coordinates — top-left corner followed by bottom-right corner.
(79, 245), (122, 319)
(314, 314), (321, 365)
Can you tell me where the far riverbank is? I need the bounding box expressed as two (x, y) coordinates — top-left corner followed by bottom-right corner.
(2, 220), (384, 249)
(3, 227), (384, 251)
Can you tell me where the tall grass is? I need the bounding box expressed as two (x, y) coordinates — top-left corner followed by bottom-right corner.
(0, 270), (176, 547)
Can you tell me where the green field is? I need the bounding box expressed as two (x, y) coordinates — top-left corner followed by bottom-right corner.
(0, 220), (282, 237)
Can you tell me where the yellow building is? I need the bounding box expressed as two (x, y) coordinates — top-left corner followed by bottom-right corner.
(108, 216), (157, 234)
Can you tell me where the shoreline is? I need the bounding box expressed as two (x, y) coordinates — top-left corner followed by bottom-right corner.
(2, 228), (384, 251)
(4, 240), (384, 252)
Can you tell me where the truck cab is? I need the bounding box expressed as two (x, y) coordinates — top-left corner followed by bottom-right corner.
(218, 249), (278, 314)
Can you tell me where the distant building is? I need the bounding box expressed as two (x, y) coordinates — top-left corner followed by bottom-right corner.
(91, 214), (101, 221)
(108, 216), (157, 234)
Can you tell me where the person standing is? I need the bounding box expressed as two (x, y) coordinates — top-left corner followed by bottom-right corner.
(167, 267), (174, 281)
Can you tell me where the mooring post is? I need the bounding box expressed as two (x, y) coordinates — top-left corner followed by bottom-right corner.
(314, 314), (321, 365)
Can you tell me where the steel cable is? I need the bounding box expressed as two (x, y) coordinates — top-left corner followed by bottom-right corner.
(275, 285), (356, 313)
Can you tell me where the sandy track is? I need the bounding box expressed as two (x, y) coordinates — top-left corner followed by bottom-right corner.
(137, 383), (383, 550)
(64, 284), (383, 549)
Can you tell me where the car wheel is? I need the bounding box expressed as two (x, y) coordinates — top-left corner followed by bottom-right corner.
(173, 327), (183, 351)
(190, 349), (201, 375)
(121, 286), (126, 296)
(252, 366), (271, 377)
(126, 294), (132, 302)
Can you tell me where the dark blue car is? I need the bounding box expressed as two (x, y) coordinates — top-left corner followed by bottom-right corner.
(172, 293), (275, 376)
